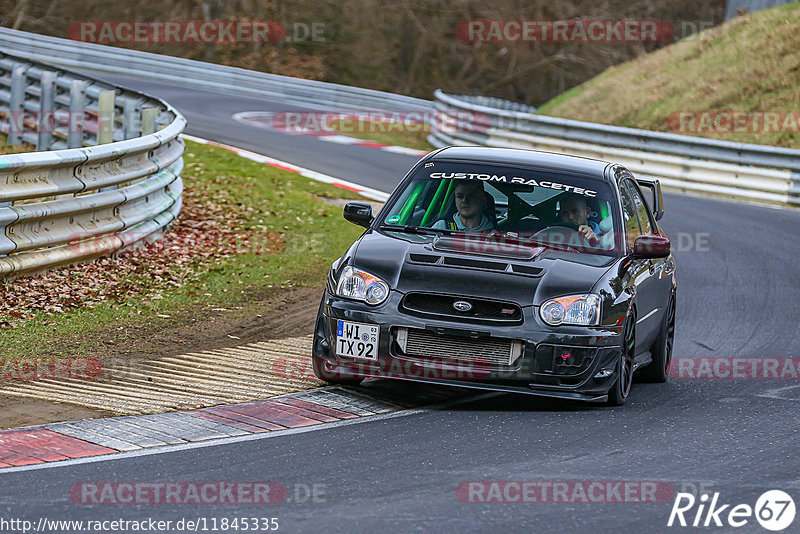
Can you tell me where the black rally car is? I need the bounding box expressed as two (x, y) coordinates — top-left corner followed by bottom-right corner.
(311, 147), (676, 405)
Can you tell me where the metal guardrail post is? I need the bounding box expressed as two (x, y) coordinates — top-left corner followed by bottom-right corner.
(97, 89), (115, 145)
(8, 65), (26, 145)
(790, 172), (800, 206)
(0, 200), (9, 258)
(122, 97), (139, 140)
(141, 107), (157, 135)
(97, 89), (116, 192)
(67, 79), (87, 149)
(36, 71), (57, 151)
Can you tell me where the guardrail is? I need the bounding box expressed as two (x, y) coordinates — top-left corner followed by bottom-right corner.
(0, 27), (432, 113)
(429, 90), (800, 207)
(0, 51), (185, 278)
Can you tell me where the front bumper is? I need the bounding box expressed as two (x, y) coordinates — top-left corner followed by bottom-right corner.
(313, 291), (624, 402)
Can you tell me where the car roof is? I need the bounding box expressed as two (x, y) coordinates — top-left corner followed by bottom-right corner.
(427, 146), (612, 179)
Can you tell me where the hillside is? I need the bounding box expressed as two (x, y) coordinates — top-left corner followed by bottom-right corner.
(537, 3), (800, 148)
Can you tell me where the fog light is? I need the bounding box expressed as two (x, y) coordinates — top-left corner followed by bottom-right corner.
(594, 369), (613, 378)
(365, 283), (388, 305)
(555, 348), (584, 368)
(534, 344), (596, 376)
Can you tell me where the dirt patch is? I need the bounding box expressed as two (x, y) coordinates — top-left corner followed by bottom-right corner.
(0, 397), (115, 431)
(99, 285), (323, 361)
(0, 285), (324, 429)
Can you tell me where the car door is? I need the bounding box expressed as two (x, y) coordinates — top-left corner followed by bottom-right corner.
(621, 177), (664, 352)
(632, 178), (674, 338)
(618, 177), (658, 356)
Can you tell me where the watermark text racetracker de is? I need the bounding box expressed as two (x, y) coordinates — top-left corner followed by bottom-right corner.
(69, 20), (327, 44)
(0, 110), (97, 135)
(456, 19), (715, 43)
(669, 357), (800, 379)
(457, 480), (675, 503)
(69, 481), (327, 505)
(262, 110), (489, 136)
(0, 357), (102, 381)
(668, 110), (800, 134)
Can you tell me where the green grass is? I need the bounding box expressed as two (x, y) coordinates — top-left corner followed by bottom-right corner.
(328, 118), (433, 151)
(0, 140), (365, 360)
(537, 3), (800, 148)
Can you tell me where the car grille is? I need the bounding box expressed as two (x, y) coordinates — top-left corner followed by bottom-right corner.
(401, 293), (523, 323)
(396, 328), (522, 367)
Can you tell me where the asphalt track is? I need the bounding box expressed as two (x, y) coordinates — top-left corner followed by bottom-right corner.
(1, 75), (799, 533)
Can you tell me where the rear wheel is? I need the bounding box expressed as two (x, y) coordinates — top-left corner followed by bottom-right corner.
(637, 295), (676, 383)
(607, 313), (635, 406)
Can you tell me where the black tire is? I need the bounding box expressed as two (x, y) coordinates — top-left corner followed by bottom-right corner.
(608, 312), (635, 406)
(637, 295), (676, 383)
(311, 354), (362, 385)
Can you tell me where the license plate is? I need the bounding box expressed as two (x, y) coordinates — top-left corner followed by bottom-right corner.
(336, 320), (379, 360)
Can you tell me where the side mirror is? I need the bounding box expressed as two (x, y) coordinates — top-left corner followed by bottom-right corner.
(636, 178), (665, 221)
(633, 235), (670, 259)
(343, 202), (374, 228)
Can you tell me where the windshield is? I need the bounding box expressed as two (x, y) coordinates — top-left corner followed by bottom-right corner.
(380, 162), (622, 255)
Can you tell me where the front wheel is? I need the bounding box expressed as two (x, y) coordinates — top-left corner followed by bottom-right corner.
(607, 313), (635, 406)
(637, 295), (676, 383)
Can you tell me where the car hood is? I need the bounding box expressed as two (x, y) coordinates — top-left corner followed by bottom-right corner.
(351, 230), (616, 306)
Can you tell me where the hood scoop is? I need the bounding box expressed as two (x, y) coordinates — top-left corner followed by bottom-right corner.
(407, 253), (544, 277)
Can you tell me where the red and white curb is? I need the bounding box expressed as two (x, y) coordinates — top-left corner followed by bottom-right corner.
(182, 134), (391, 202)
(232, 111), (429, 158)
(0, 384), (475, 470)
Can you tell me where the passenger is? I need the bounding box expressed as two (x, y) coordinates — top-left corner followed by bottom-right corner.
(556, 194), (600, 245)
(432, 181), (495, 232)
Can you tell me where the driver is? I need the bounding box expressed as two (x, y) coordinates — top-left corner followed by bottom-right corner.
(556, 194), (600, 245)
(432, 180), (495, 232)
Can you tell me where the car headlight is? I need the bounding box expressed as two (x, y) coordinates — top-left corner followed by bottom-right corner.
(335, 266), (390, 305)
(540, 294), (600, 326)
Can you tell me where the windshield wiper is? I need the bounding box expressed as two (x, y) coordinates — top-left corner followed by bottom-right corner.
(378, 224), (445, 235)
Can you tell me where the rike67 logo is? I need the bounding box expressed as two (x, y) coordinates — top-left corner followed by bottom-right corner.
(668, 490), (795, 531)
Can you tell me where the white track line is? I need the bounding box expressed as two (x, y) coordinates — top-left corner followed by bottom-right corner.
(381, 145), (429, 156)
(317, 135), (365, 145)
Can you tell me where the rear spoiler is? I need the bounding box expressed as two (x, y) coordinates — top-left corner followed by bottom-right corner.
(636, 178), (664, 221)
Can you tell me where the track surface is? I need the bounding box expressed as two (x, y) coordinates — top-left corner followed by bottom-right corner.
(2, 75), (799, 533)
